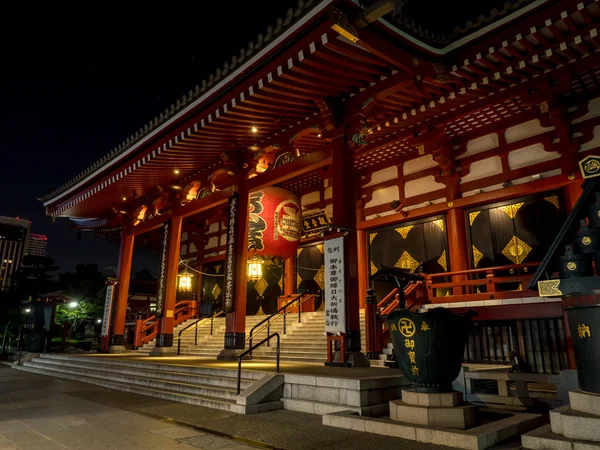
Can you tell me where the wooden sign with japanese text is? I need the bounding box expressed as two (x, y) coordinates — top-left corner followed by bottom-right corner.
(156, 222), (169, 318)
(224, 194), (238, 313)
(100, 280), (117, 336)
(301, 210), (330, 237)
(324, 236), (345, 333)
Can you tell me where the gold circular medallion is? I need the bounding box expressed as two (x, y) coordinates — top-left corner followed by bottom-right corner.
(398, 318), (416, 338)
(582, 236), (592, 246)
(447, 202), (454, 207)
(567, 262), (577, 271)
(597, 210), (600, 218)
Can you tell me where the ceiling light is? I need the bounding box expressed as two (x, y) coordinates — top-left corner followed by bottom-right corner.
(251, 126), (258, 134)
(174, 169), (180, 175)
(122, 196), (127, 201)
(317, 133), (322, 138)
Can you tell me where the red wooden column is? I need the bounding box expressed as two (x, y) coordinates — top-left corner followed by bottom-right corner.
(331, 132), (369, 367)
(284, 256), (296, 296)
(565, 181), (584, 212)
(109, 231), (134, 353)
(219, 182), (250, 359)
(151, 215), (183, 356)
(446, 208), (469, 294)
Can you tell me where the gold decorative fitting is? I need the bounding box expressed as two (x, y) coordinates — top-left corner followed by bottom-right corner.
(297, 248), (302, 257)
(472, 245), (484, 268)
(582, 236), (592, 246)
(278, 277), (283, 290)
(254, 277), (268, 297)
(580, 155), (600, 179)
(215, 264), (222, 273)
(544, 196), (560, 210)
(568, 173), (576, 181)
(330, 7), (359, 43)
(370, 261), (378, 275)
(211, 283), (222, 299)
(538, 279), (562, 297)
(500, 202), (524, 219)
(296, 273), (303, 288)
(539, 101), (549, 114)
(395, 251), (419, 273)
(417, 144), (425, 155)
(316, 244), (324, 254)
(314, 265), (325, 290)
(447, 201), (454, 207)
(437, 250), (447, 272)
(577, 324), (591, 338)
(469, 211), (481, 226)
(369, 233), (377, 245)
(502, 236), (532, 264)
(432, 220), (444, 232)
(567, 262), (577, 271)
(396, 225), (414, 239)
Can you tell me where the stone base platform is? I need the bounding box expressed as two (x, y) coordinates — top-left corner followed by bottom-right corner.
(522, 390), (600, 449)
(323, 389), (543, 449)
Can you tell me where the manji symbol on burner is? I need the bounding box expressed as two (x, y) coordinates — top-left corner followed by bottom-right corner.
(398, 318), (416, 337)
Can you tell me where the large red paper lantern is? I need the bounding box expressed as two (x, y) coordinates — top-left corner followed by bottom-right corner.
(248, 187), (301, 260)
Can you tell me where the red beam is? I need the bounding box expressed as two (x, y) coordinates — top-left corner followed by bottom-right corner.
(452, 302), (563, 321)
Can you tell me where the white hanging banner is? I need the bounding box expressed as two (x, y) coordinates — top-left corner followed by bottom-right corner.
(324, 236), (345, 334)
(101, 282), (116, 336)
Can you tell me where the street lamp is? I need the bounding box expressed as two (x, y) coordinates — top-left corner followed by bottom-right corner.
(96, 319), (101, 324)
(24, 308), (31, 313)
(68, 301), (78, 308)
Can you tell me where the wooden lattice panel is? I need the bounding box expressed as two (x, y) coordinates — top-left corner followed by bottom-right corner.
(279, 171), (325, 195)
(354, 139), (417, 171)
(445, 98), (532, 137)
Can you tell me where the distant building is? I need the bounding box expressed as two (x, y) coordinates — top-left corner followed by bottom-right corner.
(26, 233), (48, 257)
(0, 216), (30, 291)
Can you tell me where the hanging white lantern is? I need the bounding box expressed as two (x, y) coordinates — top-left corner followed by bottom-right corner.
(247, 256), (263, 281)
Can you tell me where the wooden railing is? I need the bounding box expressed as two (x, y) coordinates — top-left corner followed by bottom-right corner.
(133, 300), (198, 348)
(425, 262), (540, 303)
(377, 282), (427, 316)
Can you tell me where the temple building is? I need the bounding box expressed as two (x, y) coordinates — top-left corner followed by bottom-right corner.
(39, 0), (599, 373)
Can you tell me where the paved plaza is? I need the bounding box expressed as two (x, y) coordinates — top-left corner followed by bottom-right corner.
(0, 365), (480, 450)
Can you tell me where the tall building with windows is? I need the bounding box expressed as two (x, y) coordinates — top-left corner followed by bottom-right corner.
(26, 233), (48, 257)
(0, 217), (30, 291)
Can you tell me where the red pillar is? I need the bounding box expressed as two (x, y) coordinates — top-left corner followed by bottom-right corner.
(564, 181), (584, 212)
(331, 133), (368, 366)
(219, 182), (250, 359)
(284, 256), (296, 296)
(446, 208), (469, 294)
(109, 231), (134, 353)
(151, 216), (183, 355)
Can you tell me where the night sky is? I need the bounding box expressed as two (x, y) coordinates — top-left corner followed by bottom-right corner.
(1, 1), (299, 275)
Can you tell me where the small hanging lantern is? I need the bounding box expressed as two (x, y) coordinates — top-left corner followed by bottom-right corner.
(177, 270), (193, 292)
(247, 252), (263, 281)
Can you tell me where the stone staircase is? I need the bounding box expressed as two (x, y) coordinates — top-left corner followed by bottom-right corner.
(132, 317), (201, 354)
(14, 353), (270, 413)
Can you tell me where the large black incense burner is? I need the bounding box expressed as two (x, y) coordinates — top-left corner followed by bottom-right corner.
(530, 155), (600, 394)
(371, 265), (476, 393)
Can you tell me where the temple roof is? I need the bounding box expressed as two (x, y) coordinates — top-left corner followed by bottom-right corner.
(39, 0), (325, 205)
(358, 0), (546, 50)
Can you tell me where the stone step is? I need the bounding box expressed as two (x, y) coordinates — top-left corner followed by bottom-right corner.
(23, 360), (242, 400)
(522, 424), (600, 450)
(25, 358), (253, 390)
(16, 364), (243, 413)
(550, 405), (600, 443)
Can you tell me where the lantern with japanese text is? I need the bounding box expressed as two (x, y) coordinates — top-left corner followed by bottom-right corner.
(248, 187), (301, 262)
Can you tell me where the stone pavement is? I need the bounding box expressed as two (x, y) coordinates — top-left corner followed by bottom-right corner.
(0, 365), (518, 450)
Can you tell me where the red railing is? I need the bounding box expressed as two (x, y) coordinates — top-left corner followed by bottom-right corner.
(425, 262), (540, 303)
(133, 300), (198, 348)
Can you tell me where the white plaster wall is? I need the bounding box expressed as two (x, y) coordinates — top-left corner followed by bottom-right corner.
(572, 97), (600, 124)
(325, 203), (333, 219)
(324, 186), (332, 200)
(459, 156), (503, 184)
(512, 169), (562, 185)
(180, 244), (187, 256)
(507, 143), (560, 170)
(301, 191), (320, 206)
(181, 232), (188, 241)
(403, 155), (437, 176)
(365, 210), (397, 221)
(462, 183), (505, 197)
(504, 119), (553, 144)
(405, 197), (446, 211)
(579, 125), (600, 152)
(205, 236), (218, 249)
(458, 133), (499, 159)
(189, 242), (197, 254)
(220, 234), (227, 246)
(208, 222), (219, 233)
(365, 185), (399, 208)
(404, 175), (445, 198)
(364, 166), (398, 187)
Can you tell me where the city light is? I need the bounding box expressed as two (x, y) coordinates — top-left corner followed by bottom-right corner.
(96, 319), (101, 323)
(69, 301), (78, 308)
(24, 308), (31, 313)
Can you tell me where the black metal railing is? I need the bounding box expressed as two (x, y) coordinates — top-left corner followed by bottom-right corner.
(464, 318), (569, 374)
(248, 292), (314, 358)
(237, 332), (280, 395)
(176, 308), (224, 355)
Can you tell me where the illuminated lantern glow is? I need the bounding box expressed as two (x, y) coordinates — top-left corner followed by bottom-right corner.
(177, 271), (193, 292)
(182, 181), (202, 203)
(132, 205), (147, 226)
(247, 256), (263, 281)
(248, 187), (301, 261)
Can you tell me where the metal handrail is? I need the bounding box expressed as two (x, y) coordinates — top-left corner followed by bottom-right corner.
(236, 332), (280, 395)
(248, 292), (314, 357)
(176, 308), (224, 355)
